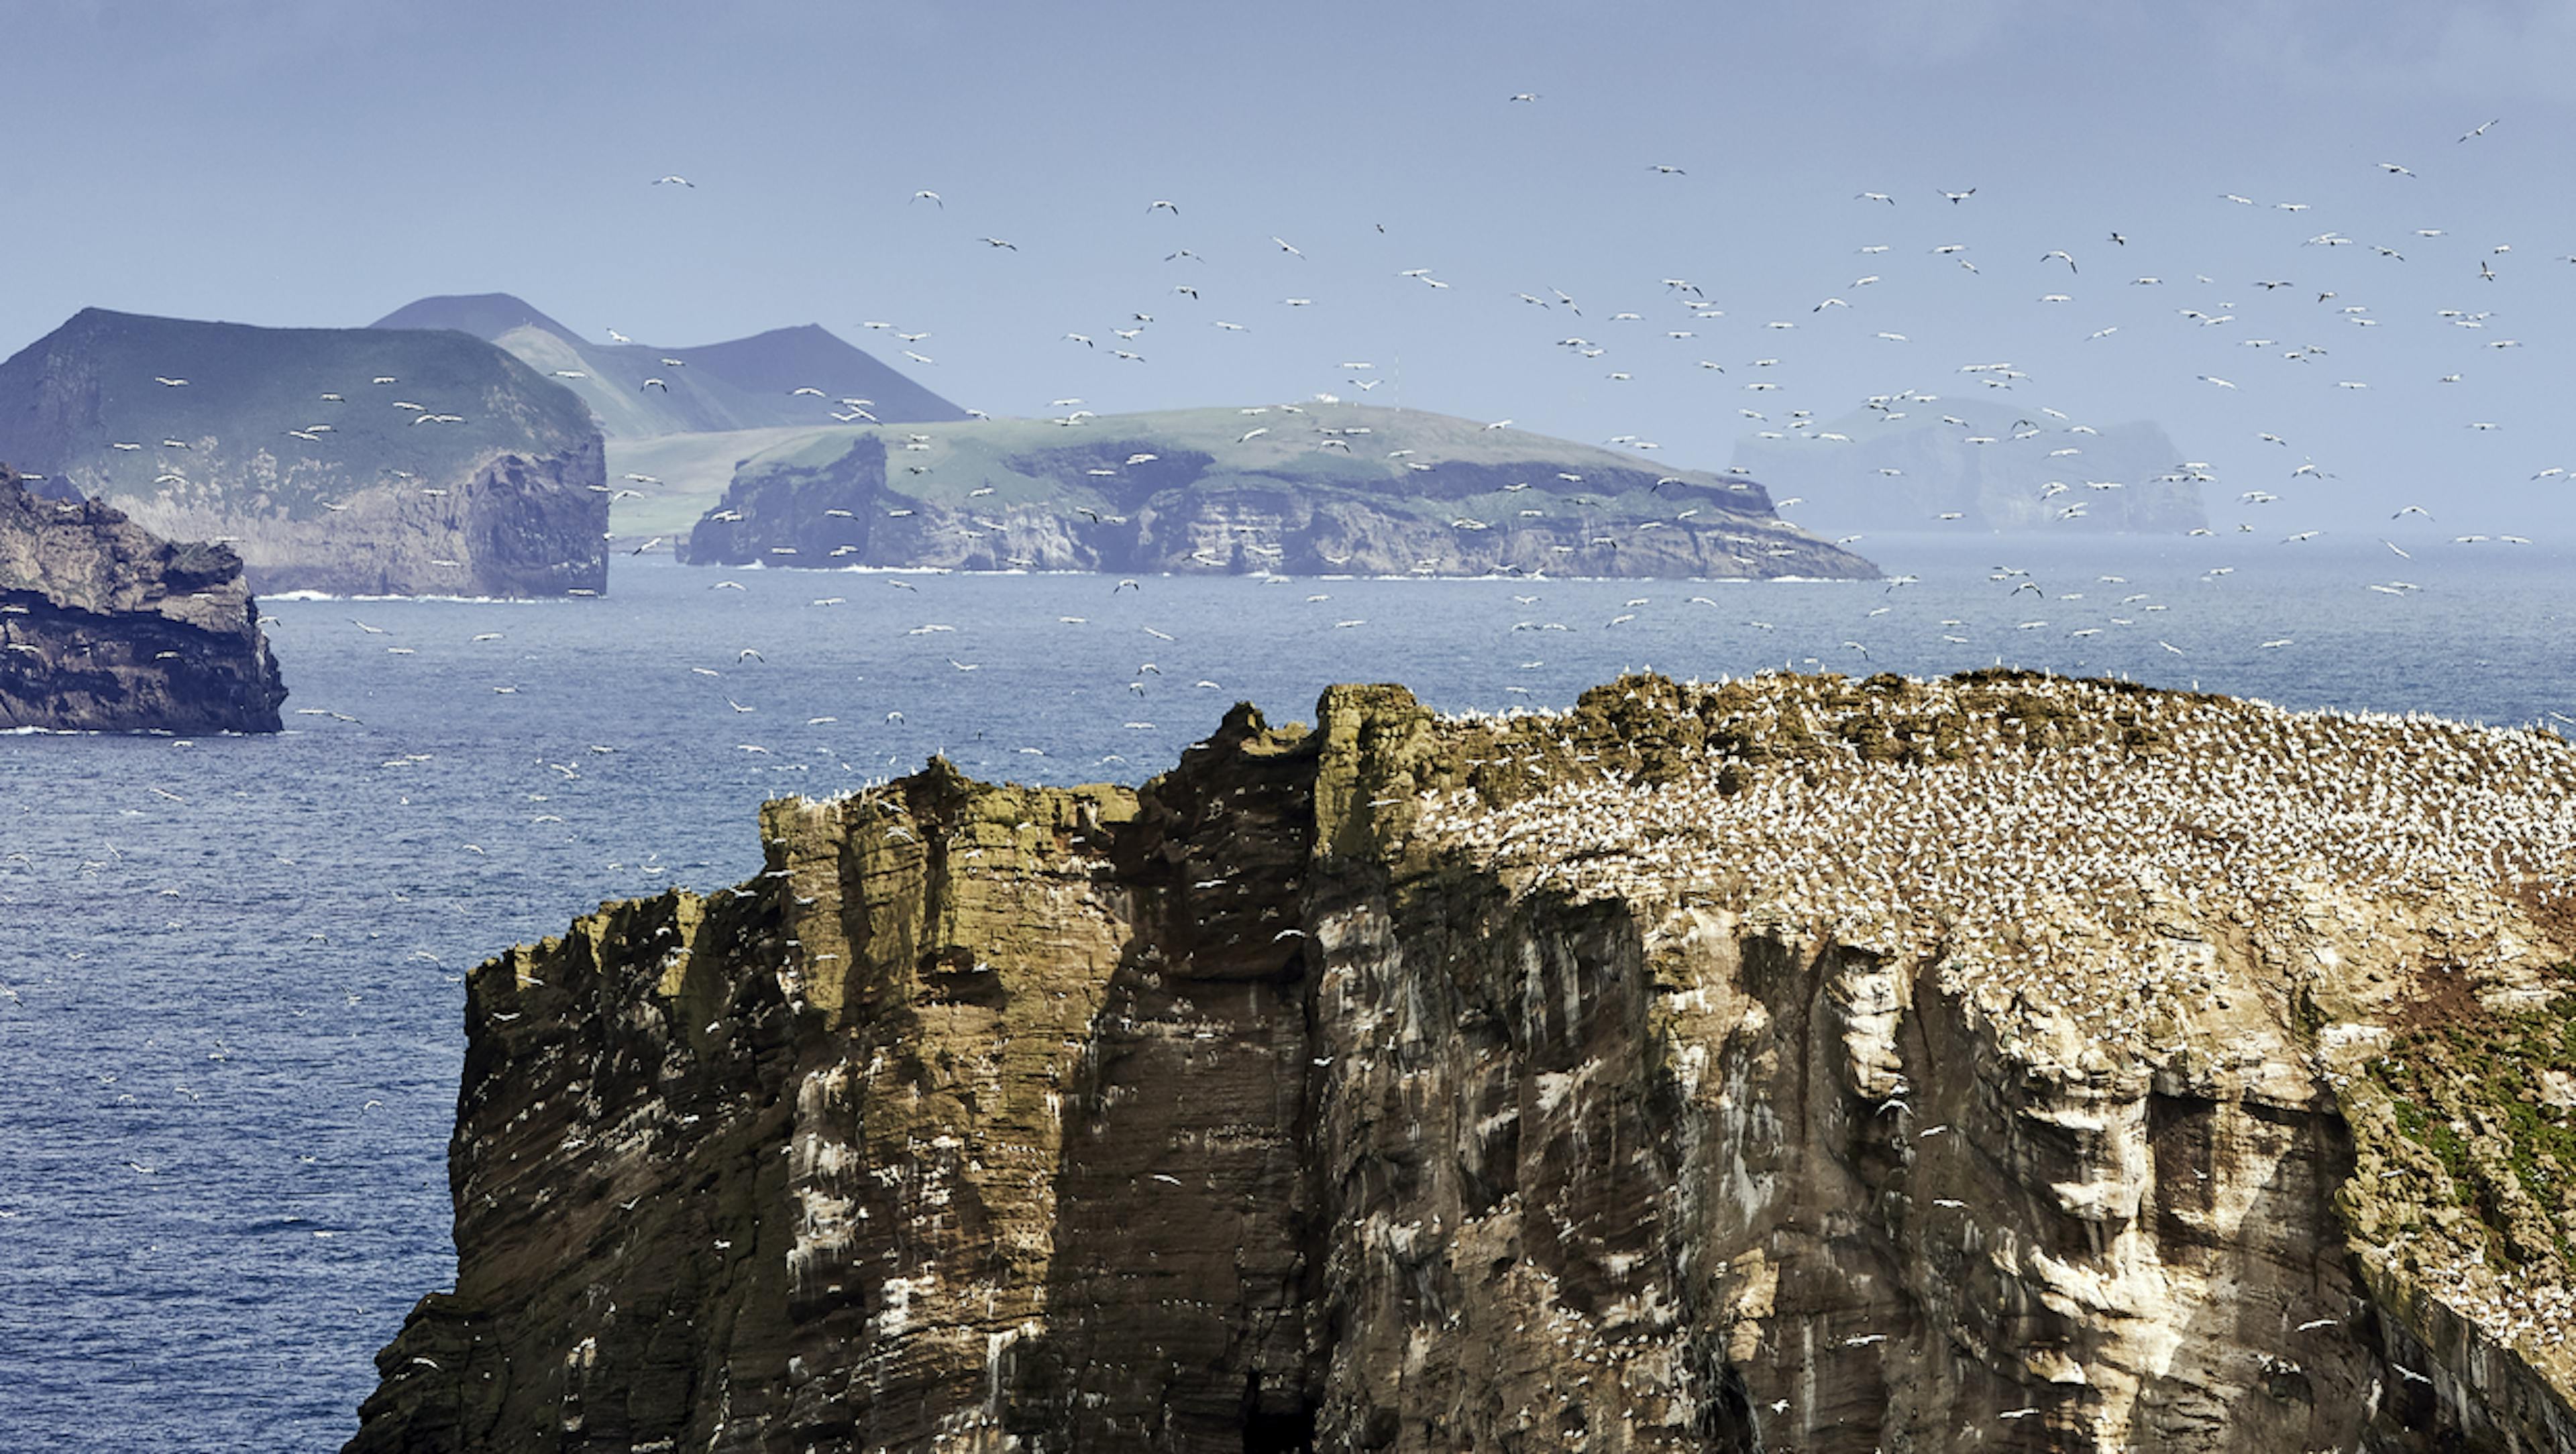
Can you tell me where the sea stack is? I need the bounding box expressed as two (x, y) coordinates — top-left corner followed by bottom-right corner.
(0, 463), (286, 732)
(352, 673), (2576, 1452)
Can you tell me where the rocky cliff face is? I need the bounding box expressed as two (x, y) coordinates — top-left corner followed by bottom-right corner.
(352, 673), (2576, 1452)
(122, 439), (612, 598)
(0, 308), (607, 596)
(677, 411), (1874, 579)
(0, 462), (285, 732)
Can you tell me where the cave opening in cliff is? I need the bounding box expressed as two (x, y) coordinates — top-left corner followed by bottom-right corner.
(1240, 1371), (1318, 1453)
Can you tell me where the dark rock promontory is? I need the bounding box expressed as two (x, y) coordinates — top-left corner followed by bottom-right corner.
(0, 463), (285, 732)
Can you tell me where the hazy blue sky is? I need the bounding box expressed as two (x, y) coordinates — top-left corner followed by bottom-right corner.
(10, 0), (2575, 536)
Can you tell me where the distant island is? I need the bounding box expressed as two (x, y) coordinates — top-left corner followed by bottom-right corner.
(679, 403), (1876, 578)
(0, 461), (284, 732)
(0, 308), (606, 596)
(1730, 398), (2208, 534)
(0, 294), (1886, 585)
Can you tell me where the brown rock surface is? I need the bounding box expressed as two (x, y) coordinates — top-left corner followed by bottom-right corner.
(0, 461), (284, 732)
(352, 673), (2576, 1452)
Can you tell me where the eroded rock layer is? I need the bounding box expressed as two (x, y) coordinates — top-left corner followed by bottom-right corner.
(0, 462), (284, 732)
(354, 673), (2576, 1452)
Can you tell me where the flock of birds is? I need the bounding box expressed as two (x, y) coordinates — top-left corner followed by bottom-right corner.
(107, 370), (493, 521)
(1420, 670), (2576, 1360)
(618, 102), (2563, 573)
(1428, 673), (2575, 1048)
(2408, 1243), (2576, 1374)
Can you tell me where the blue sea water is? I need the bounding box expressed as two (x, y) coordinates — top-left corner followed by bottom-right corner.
(2, 537), (2570, 1451)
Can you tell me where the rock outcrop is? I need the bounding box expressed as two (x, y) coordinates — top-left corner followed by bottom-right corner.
(0, 307), (607, 596)
(352, 673), (2576, 1452)
(677, 405), (1875, 579)
(0, 462), (284, 732)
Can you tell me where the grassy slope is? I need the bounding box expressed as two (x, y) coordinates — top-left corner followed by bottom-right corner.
(635, 401), (1790, 537)
(604, 426), (824, 538)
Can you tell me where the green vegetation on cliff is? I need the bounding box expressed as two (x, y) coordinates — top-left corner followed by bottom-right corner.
(678, 402), (1874, 578)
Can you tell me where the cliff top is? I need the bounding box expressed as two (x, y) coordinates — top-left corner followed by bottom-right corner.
(1388, 670), (2576, 1371)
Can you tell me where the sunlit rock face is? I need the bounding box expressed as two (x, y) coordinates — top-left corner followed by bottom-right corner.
(0, 461), (285, 732)
(352, 671), (2576, 1453)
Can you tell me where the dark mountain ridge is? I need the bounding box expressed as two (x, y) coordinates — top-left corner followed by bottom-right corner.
(368, 294), (966, 436)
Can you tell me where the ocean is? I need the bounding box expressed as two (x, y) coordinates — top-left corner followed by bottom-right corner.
(3, 537), (2569, 1451)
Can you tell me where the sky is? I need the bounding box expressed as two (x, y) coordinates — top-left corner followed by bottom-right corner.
(9, 0), (2576, 538)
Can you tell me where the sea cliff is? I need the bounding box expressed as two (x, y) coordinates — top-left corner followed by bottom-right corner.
(352, 672), (2576, 1452)
(677, 406), (1875, 579)
(0, 462), (285, 732)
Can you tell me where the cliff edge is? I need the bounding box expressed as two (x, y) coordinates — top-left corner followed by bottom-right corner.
(0, 462), (285, 732)
(352, 672), (2576, 1451)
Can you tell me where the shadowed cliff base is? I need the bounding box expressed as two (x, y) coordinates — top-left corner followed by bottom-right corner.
(353, 671), (2576, 1452)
